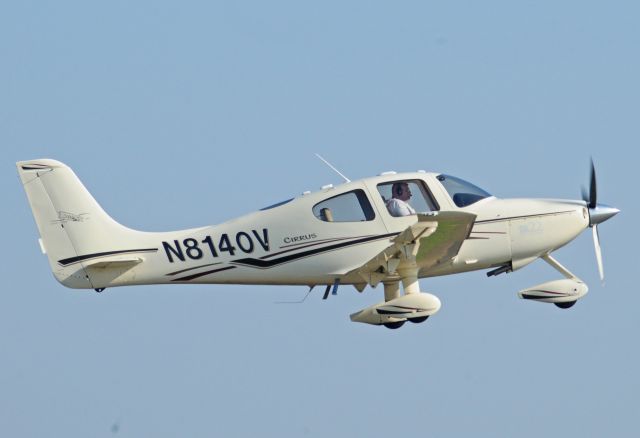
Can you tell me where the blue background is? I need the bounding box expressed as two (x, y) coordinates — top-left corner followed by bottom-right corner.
(1, 1), (636, 436)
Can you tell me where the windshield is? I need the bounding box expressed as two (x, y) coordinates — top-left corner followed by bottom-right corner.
(436, 174), (491, 207)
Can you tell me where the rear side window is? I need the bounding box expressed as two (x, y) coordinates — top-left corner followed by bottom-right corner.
(312, 189), (375, 222)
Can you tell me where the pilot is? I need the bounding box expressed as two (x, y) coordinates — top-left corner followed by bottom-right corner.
(386, 182), (416, 217)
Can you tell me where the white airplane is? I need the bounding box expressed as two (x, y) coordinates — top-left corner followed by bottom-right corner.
(17, 158), (619, 329)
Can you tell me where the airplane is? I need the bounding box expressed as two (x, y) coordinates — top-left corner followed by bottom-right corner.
(16, 158), (619, 329)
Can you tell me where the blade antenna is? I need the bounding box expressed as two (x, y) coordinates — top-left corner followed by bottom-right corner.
(315, 153), (351, 183)
(274, 286), (315, 304)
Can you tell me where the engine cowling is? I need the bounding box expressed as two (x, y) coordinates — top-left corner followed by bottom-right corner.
(350, 293), (441, 326)
(518, 279), (588, 304)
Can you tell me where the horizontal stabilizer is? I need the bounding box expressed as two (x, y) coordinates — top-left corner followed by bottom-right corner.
(84, 256), (143, 269)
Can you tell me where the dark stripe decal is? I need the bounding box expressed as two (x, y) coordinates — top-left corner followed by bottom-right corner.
(167, 233), (398, 282)
(384, 305), (429, 311)
(171, 266), (236, 282)
(377, 306), (434, 315)
(265, 236), (374, 259)
(279, 236), (361, 250)
(521, 293), (569, 300)
(476, 210), (575, 225)
(21, 165), (52, 170)
(58, 248), (158, 266)
(166, 262), (223, 276)
(377, 309), (411, 315)
(232, 233), (398, 269)
(526, 289), (567, 296)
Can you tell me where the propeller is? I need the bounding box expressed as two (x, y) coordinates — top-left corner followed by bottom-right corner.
(592, 224), (604, 282)
(581, 159), (597, 209)
(581, 159), (619, 282)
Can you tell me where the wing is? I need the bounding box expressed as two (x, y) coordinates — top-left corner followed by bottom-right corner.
(347, 211), (476, 288)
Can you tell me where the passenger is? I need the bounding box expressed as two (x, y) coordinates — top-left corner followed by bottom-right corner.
(386, 182), (416, 217)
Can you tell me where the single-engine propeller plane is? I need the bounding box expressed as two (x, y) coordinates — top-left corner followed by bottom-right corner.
(17, 158), (619, 329)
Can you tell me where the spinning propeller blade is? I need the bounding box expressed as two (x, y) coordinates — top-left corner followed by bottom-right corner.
(581, 158), (597, 209)
(581, 159), (619, 282)
(593, 225), (604, 282)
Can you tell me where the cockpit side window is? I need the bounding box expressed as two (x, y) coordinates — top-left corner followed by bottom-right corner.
(312, 189), (375, 222)
(436, 174), (491, 207)
(376, 180), (439, 217)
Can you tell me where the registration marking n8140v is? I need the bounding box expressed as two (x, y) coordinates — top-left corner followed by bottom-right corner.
(162, 229), (269, 262)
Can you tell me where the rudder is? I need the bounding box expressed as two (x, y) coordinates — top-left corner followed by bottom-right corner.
(17, 159), (141, 288)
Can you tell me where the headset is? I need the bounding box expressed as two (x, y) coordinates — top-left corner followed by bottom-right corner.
(393, 182), (406, 197)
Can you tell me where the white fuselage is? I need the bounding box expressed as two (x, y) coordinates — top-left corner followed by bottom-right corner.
(53, 172), (588, 290)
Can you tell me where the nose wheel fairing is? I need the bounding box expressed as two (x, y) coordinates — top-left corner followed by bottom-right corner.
(517, 254), (588, 307)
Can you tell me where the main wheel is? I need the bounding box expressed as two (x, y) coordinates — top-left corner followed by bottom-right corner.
(408, 316), (429, 324)
(555, 300), (577, 309)
(383, 321), (405, 329)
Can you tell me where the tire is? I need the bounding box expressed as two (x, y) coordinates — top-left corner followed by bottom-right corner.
(408, 316), (429, 324)
(383, 321), (405, 329)
(555, 301), (577, 309)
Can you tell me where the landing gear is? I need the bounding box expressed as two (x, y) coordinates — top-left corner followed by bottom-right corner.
(408, 316), (429, 323)
(517, 255), (588, 308)
(350, 244), (442, 328)
(383, 321), (405, 329)
(94, 288), (105, 293)
(555, 300), (576, 309)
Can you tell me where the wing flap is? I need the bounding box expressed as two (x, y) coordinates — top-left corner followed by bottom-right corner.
(414, 211), (477, 268)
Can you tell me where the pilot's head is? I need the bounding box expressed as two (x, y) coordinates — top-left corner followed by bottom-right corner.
(392, 182), (411, 201)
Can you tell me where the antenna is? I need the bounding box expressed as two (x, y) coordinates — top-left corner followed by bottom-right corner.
(315, 153), (351, 183)
(274, 286), (315, 304)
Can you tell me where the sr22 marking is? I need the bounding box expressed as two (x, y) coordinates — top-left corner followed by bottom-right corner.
(162, 229), (269, 262)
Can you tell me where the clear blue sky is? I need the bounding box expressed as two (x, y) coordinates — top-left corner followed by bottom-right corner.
(1, 1), (636, 437)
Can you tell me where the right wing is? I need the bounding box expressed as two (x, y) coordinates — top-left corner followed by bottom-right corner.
(347, 211), (477, 287)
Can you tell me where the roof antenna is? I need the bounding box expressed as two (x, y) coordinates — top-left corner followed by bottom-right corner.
(315, 153), (351, 183)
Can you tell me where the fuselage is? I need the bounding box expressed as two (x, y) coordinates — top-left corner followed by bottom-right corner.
(63, 171), (589, 290)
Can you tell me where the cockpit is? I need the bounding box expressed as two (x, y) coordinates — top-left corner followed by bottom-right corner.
(436, 174), (492, 207)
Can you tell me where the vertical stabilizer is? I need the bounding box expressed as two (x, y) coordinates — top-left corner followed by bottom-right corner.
(16, 159), (145, 288)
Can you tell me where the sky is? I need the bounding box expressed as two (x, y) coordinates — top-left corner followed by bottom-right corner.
(1, 1), (637, 437)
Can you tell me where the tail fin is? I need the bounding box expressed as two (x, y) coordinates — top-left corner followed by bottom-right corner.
(17, 159), (149, 288)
